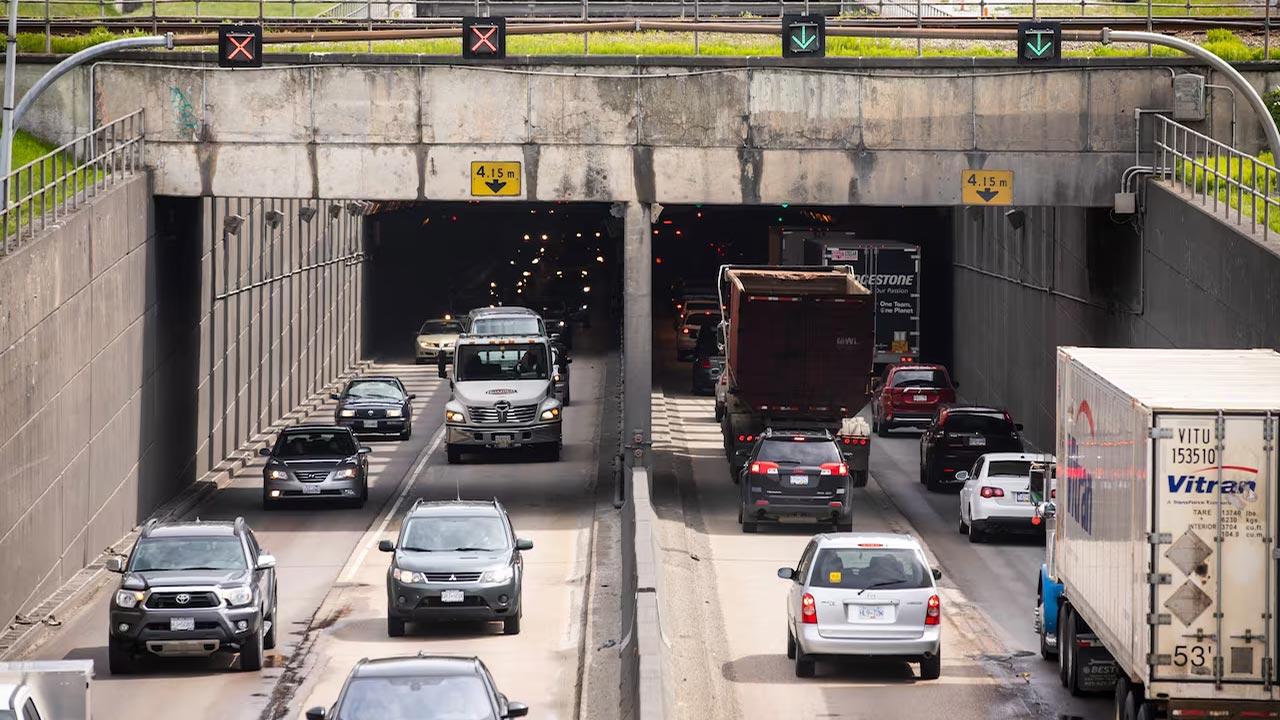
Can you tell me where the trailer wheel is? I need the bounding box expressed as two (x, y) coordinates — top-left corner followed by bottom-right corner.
(1134, 702), (1156, 720)
(1113, 674), (1131, 720)
(1057, 605), (1072, 687)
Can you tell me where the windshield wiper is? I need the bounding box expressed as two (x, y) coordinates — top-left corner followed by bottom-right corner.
(857, 579), (908, 595)
(450, 547), (500, 552)
(166, 566), (236, 571)
(399, 547), (436, 552)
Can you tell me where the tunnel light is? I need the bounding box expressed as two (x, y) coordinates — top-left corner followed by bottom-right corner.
(541, 234), (548, 241)
(517, 289), (523, 294)
(581, 270), (588, 277)
(540, 246), (546, 253)
(596, 256), (604, 263)
(556, 271), (563, 277)
(510, 261), (515, 265)
(576, 232), (582, 237)
(583, 286), (591, 293)
(532, 258), (539, 264)
(595, 232), (601, 237)
(490, 282), (497, 288)
(523, 234), (530, 240)
(675, 230), (682, 236)
(523, 271), (531, 277)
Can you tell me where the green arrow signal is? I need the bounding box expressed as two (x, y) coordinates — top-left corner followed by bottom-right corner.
(792, 24), (816, 50)
(1026, 33), (1053, 57)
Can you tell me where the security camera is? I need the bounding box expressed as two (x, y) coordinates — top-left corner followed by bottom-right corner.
(1004, 209), (1026, 230)
(264, 210), (284, 229)
(329, 204), (342, 219)
(298, 206), (317, 223)
(223, 214), (244, 235)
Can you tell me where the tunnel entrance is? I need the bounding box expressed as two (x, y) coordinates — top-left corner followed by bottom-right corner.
(363, 201), (622, 361)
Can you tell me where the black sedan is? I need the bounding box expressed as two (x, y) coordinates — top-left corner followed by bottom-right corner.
(332, 376), (415, 440)
(919, 405), (1025, 492)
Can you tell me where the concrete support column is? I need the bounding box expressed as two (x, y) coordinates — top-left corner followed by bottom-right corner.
(621, 201), (653, 472)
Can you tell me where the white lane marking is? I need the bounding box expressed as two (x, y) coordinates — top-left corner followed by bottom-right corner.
(338, 424), (445, 583)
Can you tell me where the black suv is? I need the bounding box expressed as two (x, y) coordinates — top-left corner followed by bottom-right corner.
(737, 428), (853, 534)
(306, 655), (528, 720)
(379, 499), (533, 637)
(105, 517), (278, 674)
(919, 405), (1025, 492)
(333, 376), (415, 440)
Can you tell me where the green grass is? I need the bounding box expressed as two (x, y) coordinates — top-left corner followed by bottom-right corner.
(1001, 0), (1256, 18)
(2, 129), (106, 243)
(1177, 151), (1280, 235)
(9, 0), (331, 18)
(12, 0), (118, 18)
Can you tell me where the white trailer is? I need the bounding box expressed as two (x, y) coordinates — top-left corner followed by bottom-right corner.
(0, 660), (93, 720)
(1048, 347), (1280, 720)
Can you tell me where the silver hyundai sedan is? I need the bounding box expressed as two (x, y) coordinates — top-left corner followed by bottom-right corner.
(777, 532), (943, 679)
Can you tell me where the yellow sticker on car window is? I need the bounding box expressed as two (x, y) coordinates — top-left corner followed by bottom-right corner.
(828, 571), (842, 583)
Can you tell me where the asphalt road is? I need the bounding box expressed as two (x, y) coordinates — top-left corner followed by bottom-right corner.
(20, 345), (610, 720)
(650, 324), (1113, 720)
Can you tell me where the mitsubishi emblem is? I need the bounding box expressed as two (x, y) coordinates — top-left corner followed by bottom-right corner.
(175, 593), (191, 605)
(449, 574), (457, 581)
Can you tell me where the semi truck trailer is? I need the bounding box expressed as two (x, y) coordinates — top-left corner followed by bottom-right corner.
(0, 660), (93, 720)
(1036, 347), (1280, 720)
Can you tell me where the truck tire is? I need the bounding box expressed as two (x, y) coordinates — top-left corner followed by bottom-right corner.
(1058, 605), (1072, 687)
(240, 622), (265, 671)
(851, 470), (868, 488)
(742, 519), (758, 534)
(108, 636), (135, 675)
(1135, 702), (1156, 720)
(446, 445), (463, 464)
(877, 420), (890, 438)
(264, 608), (277, 650)
(715, 402), (725, 422)
(387, 616), (406, 637)
(968, 520), (985, 543)
(1038, 600), (1054, 659)
(1114, 675), (1137, 720)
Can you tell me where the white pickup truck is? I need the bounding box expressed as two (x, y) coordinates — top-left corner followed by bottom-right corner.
(0, 660), (93, 720)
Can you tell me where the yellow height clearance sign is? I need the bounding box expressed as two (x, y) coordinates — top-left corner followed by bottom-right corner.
(471, 161), (521, 197)
(961, 170), (1012, 206)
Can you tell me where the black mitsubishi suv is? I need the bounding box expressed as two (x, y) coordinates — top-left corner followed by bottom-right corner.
(105, 517), (278, 674)
(737, 428), (854, 534)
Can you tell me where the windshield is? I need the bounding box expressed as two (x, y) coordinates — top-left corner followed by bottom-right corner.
(987, 460), (1032, 477)
(470, 317), (543, 336)
(684, 313), (720, 328)
(695, 326), (722, 353)
(891, 369), (948, 389)
(337, 675), (495, 720)
(401, 516), (509, 552)
(456, 344), (549, 381)
(808, 548), (931, 590)
(130, 537), (247, 572)
(420, 320), (463, 335)
(758, 439), (841, 465)
(276, 431), (358, 458)
(345, 380), (403, 402)
(943, 413), (1014, 435)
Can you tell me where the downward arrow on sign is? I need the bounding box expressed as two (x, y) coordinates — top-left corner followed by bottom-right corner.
(793, 25), (816, 49)
(1027, 36), (1053, 56)
(976, 188), (1000, 202)
(485, 179), (507, 193)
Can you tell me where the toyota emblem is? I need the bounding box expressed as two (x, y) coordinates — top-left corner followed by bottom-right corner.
(175, 593), (191, 605)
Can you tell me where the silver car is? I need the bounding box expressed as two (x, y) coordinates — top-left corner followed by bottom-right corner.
(777, 532), (943, 679)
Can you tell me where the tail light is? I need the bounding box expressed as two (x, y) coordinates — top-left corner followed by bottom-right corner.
(682, 327), (689, 334)
(979, 487), (1005, 498)
(751, 461), (779, 475)
(820, 462), (848, 476)
(1050, 488), (1056, 499)
(801, 593), (817, 624)
(839, 437), (869, 446)
(925, 595), (940, 625)
(736, 434), (755, 443)
(701, 357), (711, 369)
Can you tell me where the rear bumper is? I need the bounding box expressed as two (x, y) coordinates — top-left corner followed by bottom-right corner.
(447, 421), (562, 448)
(883, 412), (934, 427)
(798, 624), (941, 659)
(971, 502), (1039, 526)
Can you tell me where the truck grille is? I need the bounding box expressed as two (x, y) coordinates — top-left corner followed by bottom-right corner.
(467, 405), (537, 424)
(146, 591), (221, 609)
(352, 408), (387, 418)
(423, 572), (483, 582)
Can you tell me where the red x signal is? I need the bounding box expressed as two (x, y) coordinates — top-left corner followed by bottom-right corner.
(470, 26), (497, 53)
(227, 34), (255, 61)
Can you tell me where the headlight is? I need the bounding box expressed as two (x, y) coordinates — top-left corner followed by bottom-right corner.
(394, 568), (426, 584)
(340, 409), (356, 418)
(540, 407), (561, 421)
(386, 409), (403, 418)
(115, 590), (144, 608)
(221, 587), (253, 607)
(446, 410), (465, 423)
(553, 374), (561, 383)
(418, 338), (431, 348)
(268, 469), (288, 480)
(481, 565), (515, 584)
(336, 467), (358, 479)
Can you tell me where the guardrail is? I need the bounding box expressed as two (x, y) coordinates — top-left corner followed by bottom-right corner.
(1150, 112), (1280, 241)
(0, 110), (145, 257)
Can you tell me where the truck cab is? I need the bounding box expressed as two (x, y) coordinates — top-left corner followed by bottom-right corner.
(440, 335), (563, 464)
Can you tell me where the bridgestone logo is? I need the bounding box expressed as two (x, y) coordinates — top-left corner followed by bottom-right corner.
(856, 274), (914, 287)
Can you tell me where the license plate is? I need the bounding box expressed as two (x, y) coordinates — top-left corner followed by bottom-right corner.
(441, 590), (464, 603)
(789, 475), (809, 486)
(967, 437), (987, 446)
(1016, 491), (1030, 503)
(494, 434), (513, 448)
(170, 617), (195, 631)
(913, 394), (928, 402)
(301, 484), (321, 495)
(850, 605), (893, 622)
(362, 420), (378, 429)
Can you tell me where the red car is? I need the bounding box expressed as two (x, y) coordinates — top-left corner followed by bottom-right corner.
(871, 364), (958, 436)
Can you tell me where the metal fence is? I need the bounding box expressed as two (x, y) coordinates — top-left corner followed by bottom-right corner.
(1150, 112), (1280, 241)
(0, 110), (145, 257)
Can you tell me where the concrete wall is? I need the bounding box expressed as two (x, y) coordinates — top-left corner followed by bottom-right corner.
(950, 181), (1280, 451)
(71, 55), (1272, 206)
(0, 178), (364, 629)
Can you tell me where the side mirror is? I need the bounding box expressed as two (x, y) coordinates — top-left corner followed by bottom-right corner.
(329, 393), (341, 401)
(408, 394), (416, 400)
(951, 381), (960, 389)
(258, 447), (272, 457)
(776, 567), (795, 580)
(358, 447), (372, 455)
(305, 708), (327, 720)
(504, 702), (529, 719)
(1015, 423), (1025, 431)
(954, 470), (970, 482)
(105, 556), (126, 573)
(566, 357), (573, 364)
(378, 539), (395, 552)
(516, 538), (534, 551)
(932, 568), (942, 581)
(257, 554), (276, 570)
(1037, 502), (1057, 519)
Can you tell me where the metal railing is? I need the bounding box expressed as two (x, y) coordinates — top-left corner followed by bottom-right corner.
(0, 109), (145, 257)
(1150, 112), (1280, 241)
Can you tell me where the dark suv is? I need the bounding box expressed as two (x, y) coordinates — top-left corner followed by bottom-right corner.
(105, 517), (278, 674)
(871, 364), (957, 436)
(919, 405), (1024, 492)
(690, 321), (725, 396)
(305, 655), (527, 720)
(737, 428), (853, 534)
(379, 499), (533, 637)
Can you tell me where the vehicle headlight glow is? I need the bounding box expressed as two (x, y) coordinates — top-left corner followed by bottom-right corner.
(418, 338), (431, 348)
(540, 407), (561, 421)
(395, 568), (426, 584)
(221, 586), (254, 607)
(481, 565), (515, 584)
(386, 409), (403, 418)
(446, 410), (465, 423)
(336, 467), (358, 479)
(340, 409), (356, 417)
(268, 469), (288, 480)
(115, 590), (144, 608)
(553, 374), (561, 383)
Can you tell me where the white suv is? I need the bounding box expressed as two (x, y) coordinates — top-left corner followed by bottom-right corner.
(957, 452), (1054, 543)
(777, 532), (943, 679)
